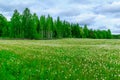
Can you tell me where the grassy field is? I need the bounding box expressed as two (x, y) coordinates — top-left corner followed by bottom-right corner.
(0, 39), (120, 80)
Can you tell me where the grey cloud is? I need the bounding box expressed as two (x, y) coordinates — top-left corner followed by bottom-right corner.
(79, 17), (96, 25)
(97, 26), (108, 30)
(67, 13), (97, 25)
(57, 9), (80, 17)
(112, 29), (120, 34)
(112, 13), (120, 18)
(114, 25), (120, 29)
(69, 0), (91, 4)
(95, 1), (120, 14)
(0, 2), (28, 12)
(69, 0), (115, 4)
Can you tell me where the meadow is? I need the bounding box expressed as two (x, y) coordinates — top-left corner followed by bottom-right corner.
(0, 39), (119, 80)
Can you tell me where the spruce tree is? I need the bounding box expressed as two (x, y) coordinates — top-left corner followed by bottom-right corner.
(10, 9), (22, 38)
(22, 8), (33, 39)
(0, 14), (8, 37)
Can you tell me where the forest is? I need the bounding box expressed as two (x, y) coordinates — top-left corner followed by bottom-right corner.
(0, 8), (112, 39)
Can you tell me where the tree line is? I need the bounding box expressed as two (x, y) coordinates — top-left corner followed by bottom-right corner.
(112, 35), (120, 39)
(0, 8), (112, 39)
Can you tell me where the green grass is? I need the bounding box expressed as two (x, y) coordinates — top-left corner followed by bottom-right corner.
(0, 39), (120, 80)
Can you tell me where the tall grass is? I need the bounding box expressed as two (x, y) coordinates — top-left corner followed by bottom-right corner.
(0, 39), (119, 80)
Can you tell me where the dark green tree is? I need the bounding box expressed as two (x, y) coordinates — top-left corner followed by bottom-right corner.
(63, 21), (71, 38)
(39, 15), (46, 39)
(46, 15), (53, 39)
(107, 29), (112, 39)
(10, 9), (22, 38)
(22, 8), (35, 39)
(0, 14), (9, 37)
(83, 24), (89, 38)
(79, 27), (84, 38)
(71, 23), (80, 38)
(31, 13), (39, 39)
(56, 17), (63, 38)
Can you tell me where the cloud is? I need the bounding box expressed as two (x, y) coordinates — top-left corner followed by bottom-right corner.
(112, 29), (120, 34)
(76, 13), (97, 25)
(69, 0), (91, 4)
(95, 1), (120, 14)
(0, 0), (120, 34)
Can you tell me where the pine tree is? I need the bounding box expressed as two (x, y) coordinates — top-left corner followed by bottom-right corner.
(56, 17), (63, 38)
(39, 15), (46, 39)
(79, 27), (84, 38)
(83, 24), (89, 38)
(22, 8), (33, 39)
(107, 29), (112, 39)
(0, 14), (8, 37)
(31, 13), (39, 39)
(63, 21), (71, 38)
(53, 20), (57, 38)
(10, 9), (22, 38)
(46, 15), (53, 39)
(71, 23), (80, 38)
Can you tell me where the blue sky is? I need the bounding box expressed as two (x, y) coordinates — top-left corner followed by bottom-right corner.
(0, 0), (120, 34)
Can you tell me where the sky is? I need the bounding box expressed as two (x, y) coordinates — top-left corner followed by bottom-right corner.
(0, 0), (120, 34)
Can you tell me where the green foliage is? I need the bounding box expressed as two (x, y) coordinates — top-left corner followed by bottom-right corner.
(22, 8), (33, 39)
(39, 15), (46, 39)
(46, 15), (53, 39)
(71, 23), (80, 38)
(63, 21), (71, 38)
(83, 24), (89, 38)
(31, 13), (39, 39)
(0, 14), (8, 37)
(10, 9), (22, 38)
(112, 35), (120, 39)
(56, 17), (63, 38)
(0, 8), (113, 39)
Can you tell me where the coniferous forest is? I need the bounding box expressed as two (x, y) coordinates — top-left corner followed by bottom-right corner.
(0, 8), (112, 39)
